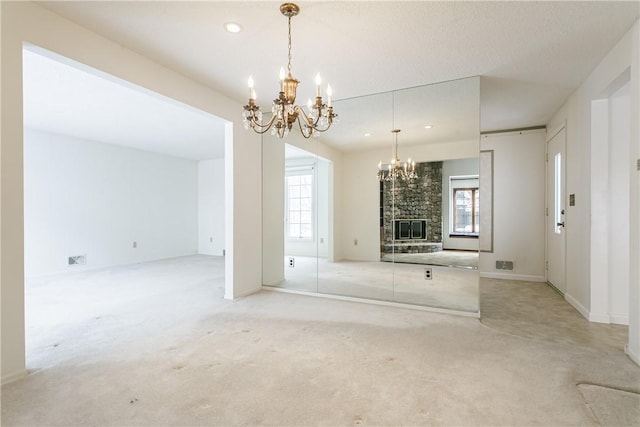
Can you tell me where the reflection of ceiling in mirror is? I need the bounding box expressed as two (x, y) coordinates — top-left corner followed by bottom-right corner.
(318, 77), (479, 153)
(284, 143), (314, 160)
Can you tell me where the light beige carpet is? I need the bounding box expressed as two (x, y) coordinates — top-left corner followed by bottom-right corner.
(1, 255), (638, 426)
(381, 250), (479, 268)
(577, 384), (640, 427)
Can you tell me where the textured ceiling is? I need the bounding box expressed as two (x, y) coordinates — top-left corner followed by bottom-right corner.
(27, 1), (639, 158)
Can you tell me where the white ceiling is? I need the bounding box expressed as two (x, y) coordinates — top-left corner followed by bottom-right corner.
(27, 1), (639, 157)
(23, 47), (227, 160)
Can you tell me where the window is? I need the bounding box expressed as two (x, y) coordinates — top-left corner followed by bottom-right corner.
(452, 187), (479, 235)
(554, 153), (562, 234)
(449, 175), (479, 236)
(286, 173), (313, 239)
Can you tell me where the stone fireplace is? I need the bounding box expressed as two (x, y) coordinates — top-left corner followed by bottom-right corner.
(381, 161), (443, 254)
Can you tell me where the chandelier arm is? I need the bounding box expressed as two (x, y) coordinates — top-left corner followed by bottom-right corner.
(296, 105), (321, 129)
(296, 106), (335, 135)
(296, 105), (317, 126)
(309, 118), (334, 133)
(293, 107), (314, 138)
(296, 117), (314, 139)
(249, 114), (279, 134)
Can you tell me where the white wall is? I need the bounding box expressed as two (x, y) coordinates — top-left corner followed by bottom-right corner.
(442, 157), (480, 251)
(629, 20), (640, 366)
(262, 137), (285, 286)
(479, 129), (546, 282)
(608, 81), (631, 324)
(198, 159), (225, 256)
(24, 129), (198, 276)
(547, 20), (639, 363)
(2, 1), (262, 384)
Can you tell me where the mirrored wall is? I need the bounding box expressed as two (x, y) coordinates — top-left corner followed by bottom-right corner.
(262, 77), (480, 315)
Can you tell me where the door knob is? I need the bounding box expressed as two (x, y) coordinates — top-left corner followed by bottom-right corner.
(557, 222), (565, 227)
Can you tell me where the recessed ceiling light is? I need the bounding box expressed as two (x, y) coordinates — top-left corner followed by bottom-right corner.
(424, 124), (433, 129)
(364, 132), (371, 137)
(224, 22), (243, 33)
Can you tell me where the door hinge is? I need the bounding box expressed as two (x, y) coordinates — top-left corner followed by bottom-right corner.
(545, 261), (548, 271)
(637, 158), (640, 171)
(546, 153), (548, 162)
(545, 207), (548, 216)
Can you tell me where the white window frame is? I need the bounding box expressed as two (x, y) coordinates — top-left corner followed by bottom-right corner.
(449, 175), (479, 237)
(285, 166), (315, 241)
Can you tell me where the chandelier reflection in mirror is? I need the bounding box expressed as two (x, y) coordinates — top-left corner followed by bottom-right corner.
(377, 129), (418, 182)
(242, 3), (338, 139)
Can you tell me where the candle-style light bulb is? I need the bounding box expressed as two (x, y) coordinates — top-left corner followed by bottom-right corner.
(307, 98), (313, 110)
(378, 161), (382, 171)
(326, 84), (333, 107)
(315, 73), (321, 97)
(248, 76), (254, 99)
(279, 67), (285, 91)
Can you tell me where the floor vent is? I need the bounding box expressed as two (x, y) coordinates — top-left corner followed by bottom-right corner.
(495, 260), (513, 270)
(68, 255), (86, 266)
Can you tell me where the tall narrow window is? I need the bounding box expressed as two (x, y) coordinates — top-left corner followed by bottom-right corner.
(554, 153), (562, 234)
(286, 173), (313, 239)
(453, 188), (479, 235)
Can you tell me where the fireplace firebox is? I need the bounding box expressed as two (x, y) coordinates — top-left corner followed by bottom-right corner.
(393, 219), (427, 240)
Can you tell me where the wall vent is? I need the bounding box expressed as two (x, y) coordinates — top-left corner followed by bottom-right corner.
(68, 255), (86, 266)
(495, 260), (513, 270)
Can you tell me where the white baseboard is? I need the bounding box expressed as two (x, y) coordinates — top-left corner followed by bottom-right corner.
(261, 286), (480, 318)
(1, 369), (27, 385)
(564, 294), (629, 325)
(609, 314), (629, 325)
(588, 312), (611, 323)
(224, 286), (261, 300)
(480, 272), (546, 282)
(262, 279), (283, 287)
(625, 344), (640, 367)
(564, 292), (590, 320)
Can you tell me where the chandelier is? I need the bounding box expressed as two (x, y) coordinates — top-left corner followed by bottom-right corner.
(377, 129), (418, 182)
(242, 3), (337, 139)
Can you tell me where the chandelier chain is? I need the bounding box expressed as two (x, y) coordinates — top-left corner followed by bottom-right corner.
(287, 15), (293, 74)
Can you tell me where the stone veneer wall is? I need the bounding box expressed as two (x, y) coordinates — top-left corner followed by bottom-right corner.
(382, 161), (443, 250)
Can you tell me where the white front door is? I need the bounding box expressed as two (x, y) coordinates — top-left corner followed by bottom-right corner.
(546, 127), (567, 293)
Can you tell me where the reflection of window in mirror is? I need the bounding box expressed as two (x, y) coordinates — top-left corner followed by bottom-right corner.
(285, 170), (314, 240)
(450, 176), (479, 237)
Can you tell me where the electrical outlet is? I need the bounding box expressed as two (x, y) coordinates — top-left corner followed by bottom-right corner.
(354, 238), (358, 246)
(424, 268), (432, 280)
(288, 257), (295, 268)
(133, 241), (137, 248)
(68, 255), (86, 266)
(210, 237), (213, 243)
(320, 237), (324, 244)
